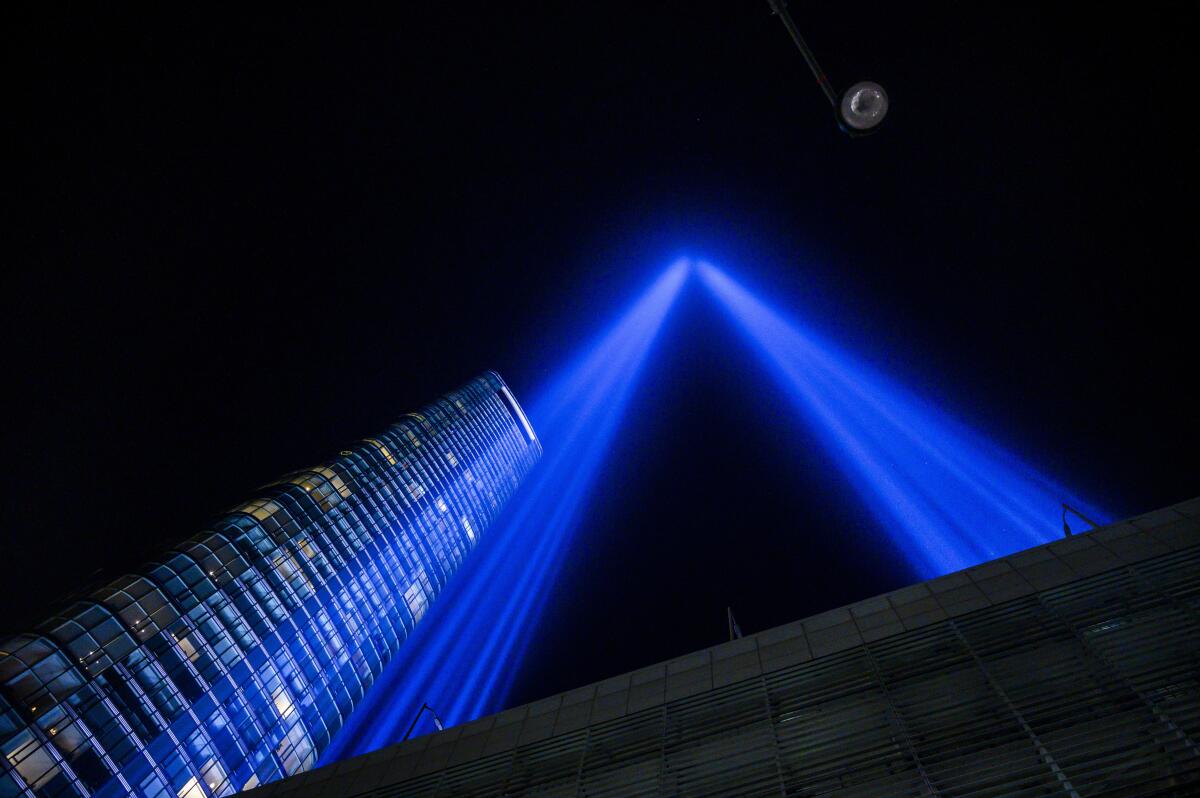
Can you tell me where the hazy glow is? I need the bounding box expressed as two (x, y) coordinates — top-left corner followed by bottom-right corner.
(697, 260), (1108, 577)
(323, 255), (1109, 762)
(321, 260), (689, 761)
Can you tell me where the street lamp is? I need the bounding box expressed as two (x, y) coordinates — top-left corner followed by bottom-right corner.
(765, 0), (889, 136)
(402, 702), (444, 742)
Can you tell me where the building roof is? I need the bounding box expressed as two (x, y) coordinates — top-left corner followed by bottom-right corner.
(247, 495), (1200, 797)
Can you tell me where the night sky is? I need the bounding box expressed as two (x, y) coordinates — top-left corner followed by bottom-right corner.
(6, 5), (1198, 711)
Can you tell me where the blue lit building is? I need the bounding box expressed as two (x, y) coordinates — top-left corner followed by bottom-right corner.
(0, 372), (541, 798)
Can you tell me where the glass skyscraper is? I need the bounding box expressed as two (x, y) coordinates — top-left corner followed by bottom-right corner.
(0, 372), (541, 798)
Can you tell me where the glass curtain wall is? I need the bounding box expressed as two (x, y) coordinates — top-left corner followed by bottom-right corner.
(0, 372), (540, 798)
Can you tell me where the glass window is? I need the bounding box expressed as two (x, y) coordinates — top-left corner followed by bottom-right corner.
(4, 730), (61, 790)
(363, 438), (397, 466)
(271, 686), (295, 721)
(177, 775), (206, 798)
(403, 578), (429, 624)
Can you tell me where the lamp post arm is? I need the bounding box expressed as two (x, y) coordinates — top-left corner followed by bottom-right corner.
(402, 703), (435, 742)
(1062, 503), (1100, 537)
(765, 0), (839, 108)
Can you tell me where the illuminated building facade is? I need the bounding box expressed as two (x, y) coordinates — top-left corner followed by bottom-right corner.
(254, 497), (1200, 797)
(0, 372), (541, 798)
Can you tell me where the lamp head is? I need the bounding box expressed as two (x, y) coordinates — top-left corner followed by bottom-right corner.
(838, 81), (888, 135)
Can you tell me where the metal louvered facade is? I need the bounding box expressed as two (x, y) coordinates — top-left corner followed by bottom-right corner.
(254, 498), (1200, 797)
(0, 372), (541, 798)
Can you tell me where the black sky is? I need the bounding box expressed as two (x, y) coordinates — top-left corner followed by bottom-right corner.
(5, 5), (1199, 707)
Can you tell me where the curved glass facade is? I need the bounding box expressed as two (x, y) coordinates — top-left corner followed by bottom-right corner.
(0, 372), (541, 798)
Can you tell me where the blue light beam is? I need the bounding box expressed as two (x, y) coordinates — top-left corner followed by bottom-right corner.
(697, 260), (1108, 578)
(320, 259), (689, 762)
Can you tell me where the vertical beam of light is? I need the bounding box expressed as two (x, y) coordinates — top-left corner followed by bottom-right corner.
(697, 261), (1108, 578)
(320, 259), (690, 763)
